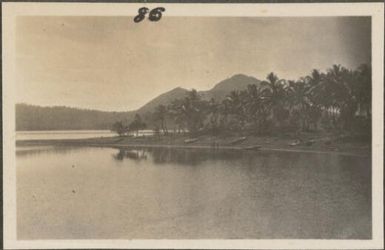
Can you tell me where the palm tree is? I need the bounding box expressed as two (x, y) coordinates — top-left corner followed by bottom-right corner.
(221, 90), (247, 132)
(205, 98), (221, 135)
(307, 69), (323, 88)
(262, 72), (289, 129)
(287, 79), (310, 131)
(111, 121), (127, 136)
(304, 69), (324, 129)
(168, 99), (185, 134)
(353, 64), (371, 118)
(309, 65), (348, 129)
(129, 114), (146, 136)
(153, 104), (169, 135)
(325, 65), (354, 129)
(243, 84), (269, 134)
(168, 89), (209, 135)
(306, 69), (323, 106)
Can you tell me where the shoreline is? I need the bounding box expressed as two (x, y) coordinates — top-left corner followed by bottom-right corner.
(16, 134), (371, 157)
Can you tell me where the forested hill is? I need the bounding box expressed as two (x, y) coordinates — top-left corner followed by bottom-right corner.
(16, 74), (261, 131)
(16, 104), (134, 131)
(137, 74), (260, 114)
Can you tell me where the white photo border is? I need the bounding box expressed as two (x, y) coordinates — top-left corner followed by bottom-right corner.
(2, 2), (384, 249)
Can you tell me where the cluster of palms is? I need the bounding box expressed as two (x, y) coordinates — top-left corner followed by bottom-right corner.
(111, 113), (147, 136)
(151, 64), (370, 136)
(112, 64), (370, 137)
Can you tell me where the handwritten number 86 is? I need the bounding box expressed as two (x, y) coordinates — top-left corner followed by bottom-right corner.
(134, 7), (165, 23)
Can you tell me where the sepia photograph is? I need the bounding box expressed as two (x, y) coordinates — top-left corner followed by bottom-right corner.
(2, 2), (384, 249)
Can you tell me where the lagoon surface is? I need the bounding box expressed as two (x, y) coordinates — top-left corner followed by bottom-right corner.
(16, 145), (371, 239)
(16, 130), (116, 140)
(16, 130), (155, 140)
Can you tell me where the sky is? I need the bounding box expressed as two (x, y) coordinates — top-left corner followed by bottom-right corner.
(16, 16), (371, 111)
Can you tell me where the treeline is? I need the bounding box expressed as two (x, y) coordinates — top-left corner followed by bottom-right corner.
(111, 114), (147, 136)
(113, 64), (371, 137)
(16, 104), (134, 131)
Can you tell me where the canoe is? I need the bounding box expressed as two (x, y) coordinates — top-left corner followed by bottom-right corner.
(229, 136), (247, 145)
(242, 145), (261, 151)
(289, 140), (300, 146)
(184, 138), (198, 144)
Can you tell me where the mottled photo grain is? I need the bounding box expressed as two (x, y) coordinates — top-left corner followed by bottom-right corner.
(2, 2), (384, 250)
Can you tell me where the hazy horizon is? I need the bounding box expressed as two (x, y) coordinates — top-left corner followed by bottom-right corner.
(16, 16), (371, 111)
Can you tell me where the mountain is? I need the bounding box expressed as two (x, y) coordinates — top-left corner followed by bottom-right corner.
(16, 74), (261, 131)
(138, 74), (261, 113)
(200, 74), (261, 101)
(137, 87), (189, 114)
(16, 104), (133, 131)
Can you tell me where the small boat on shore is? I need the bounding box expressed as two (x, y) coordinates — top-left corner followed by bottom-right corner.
(229, 136), (247, 145)
(242, 145), (261, 151)
(184, 138), (198, 144)
(289, 140), (300, 146)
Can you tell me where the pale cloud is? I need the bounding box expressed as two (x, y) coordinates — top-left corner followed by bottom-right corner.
(16, 16), (370, 111)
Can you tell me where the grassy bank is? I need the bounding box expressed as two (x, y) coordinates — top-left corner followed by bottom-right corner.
(16, 133), (371, 157)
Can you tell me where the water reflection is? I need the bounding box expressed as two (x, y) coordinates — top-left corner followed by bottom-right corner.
(113, 149), (148, 161)
(16, 145), (371, 239)
(111, 147), (250, 166)
(16, 145), (86, 158)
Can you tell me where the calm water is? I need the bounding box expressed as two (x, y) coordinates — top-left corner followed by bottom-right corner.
(16, 130), (116, 140)
(16, 130), (156, 140)
(16, 145), (371, 239)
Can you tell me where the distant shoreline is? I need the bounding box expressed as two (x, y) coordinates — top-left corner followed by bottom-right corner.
(16, 134), (371, 157)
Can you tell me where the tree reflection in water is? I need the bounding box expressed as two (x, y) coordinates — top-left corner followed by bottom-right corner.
(113, 148), (148, 161)
(112, 147), (247, 166)
(16, 145), (90, 158)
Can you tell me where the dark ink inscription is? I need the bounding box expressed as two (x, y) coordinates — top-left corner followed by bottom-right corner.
(149, 7), (165, 22)
(134, 7), (165, 23)
(134, 7), (149, 23)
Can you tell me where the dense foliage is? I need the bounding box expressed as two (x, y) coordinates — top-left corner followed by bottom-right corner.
(111, 114), (147, 136)
(149, 64), (371, 137)
(16, 104), (134, 131)
(18, 64), (369, 138)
